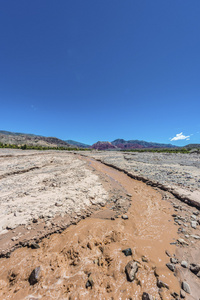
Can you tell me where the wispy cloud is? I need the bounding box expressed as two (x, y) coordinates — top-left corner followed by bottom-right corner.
(170, 132), (190, 141)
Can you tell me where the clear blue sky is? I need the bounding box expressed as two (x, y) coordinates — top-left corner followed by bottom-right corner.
(0, 0), (200, 146)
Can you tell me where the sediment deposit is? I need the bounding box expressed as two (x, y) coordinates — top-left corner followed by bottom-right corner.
(0, 149), (200, 299)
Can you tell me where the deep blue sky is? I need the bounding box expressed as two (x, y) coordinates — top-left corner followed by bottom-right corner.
(0, 0), (200, 145)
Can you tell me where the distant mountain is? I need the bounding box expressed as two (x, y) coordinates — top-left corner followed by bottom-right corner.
(65, 140), (90, 148)
(0, 130), (183, 150)
(91, 141), (116, 150)
(111, 139), (177, 149)
(184, 144), (200, 149)
(0, 130), (74, 148)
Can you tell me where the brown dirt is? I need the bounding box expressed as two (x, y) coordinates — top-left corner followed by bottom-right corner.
(0, 155), (199, 299)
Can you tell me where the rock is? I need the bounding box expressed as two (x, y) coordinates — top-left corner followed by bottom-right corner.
(177, 238), (189, 245)
(191, 221), (197, 229)
(142, 255), (148, 262)
(170, 257), (178, 264)
(191, 215), (197, 220)
(190, 263), (200, 275)
(122, 248), (132, 256)
(171, 291), (179, 298)
(181, 261), (188, 268)
(142, 292), (154, 300)
(30, 243), (40, 249)
(166, 263), (175, 272)
(157, 279), (169, 289)
(197, 271), (200, 278)
(125, 261), (138, 281)
(180, 289), (186, 298)
(55, 202), (63, 207)
(121, 215), (128, 220)
(193, 211), (199, 216)
(165, 250), (171, 257)
(28, 266), (41, 285)
(86, 274), (94, 289)
(190, 234), (200, 239)
(181, 281), (191, 294)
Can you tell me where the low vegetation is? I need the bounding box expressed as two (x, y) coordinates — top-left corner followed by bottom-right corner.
(121, 148), (199, 154)
(0, 142), (91, 151)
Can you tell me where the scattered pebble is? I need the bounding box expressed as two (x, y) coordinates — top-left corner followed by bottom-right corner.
(122, 248), (132, 256)
(125, 261), (138, 281)
(166, 263), (175, 272)
(170, 257), (178, 264)
(28, 266), (41, 285)
(142, 292), (154, 300)
(121, 215), (128, 220)
(181, 261), (188, 268)
(180, 289), (186, 298)
(86, 274), (94, 289)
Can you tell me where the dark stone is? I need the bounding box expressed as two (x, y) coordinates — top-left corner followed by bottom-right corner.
(122, 248), (132, 256)
(170, 257), (178, 264)
(190, 263), (200, 275)
(29, 266), (41, 285)
(165, 250), (171, 257)
(142, 292), (154, 300)
(5, 252), (11, 258)
(86, 275), (94, 289)
(30, 243), (40, 249)
(166, 263), (175, 272)
(171, 291), (179, 298)
(157, 279), (169, 289)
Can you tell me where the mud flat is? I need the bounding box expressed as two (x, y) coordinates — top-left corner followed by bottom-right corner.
(0, 150), (200, 299)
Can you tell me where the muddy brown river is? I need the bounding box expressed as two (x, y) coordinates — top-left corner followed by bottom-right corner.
(0, 155), (195, 299)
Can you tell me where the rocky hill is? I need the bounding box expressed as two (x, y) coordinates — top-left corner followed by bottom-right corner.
(0, 130), (74, 148)
(91, 139), (177, 150)
(111, 139), (176, 149)
(184, 144), (200, 149)
(91, 141), (116, 150)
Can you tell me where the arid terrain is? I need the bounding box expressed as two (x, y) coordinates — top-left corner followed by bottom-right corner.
(80, 151), (200, 208)
(0, 149), (200, 299)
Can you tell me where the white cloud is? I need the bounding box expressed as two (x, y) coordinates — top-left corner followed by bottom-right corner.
(170, 132), (190, 141)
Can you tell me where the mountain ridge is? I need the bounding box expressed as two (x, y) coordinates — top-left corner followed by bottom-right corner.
(0, 130), (73, 148)
(1, 130), (199, 150)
